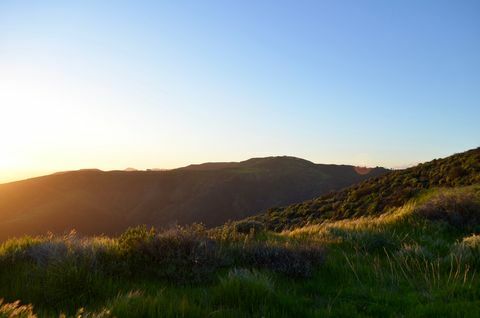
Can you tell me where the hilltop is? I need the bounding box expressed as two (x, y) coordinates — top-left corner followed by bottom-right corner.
(0, 156), (387, 240)
(251, 148), (480, 230)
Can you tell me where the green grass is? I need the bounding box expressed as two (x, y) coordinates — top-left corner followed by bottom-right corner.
(1, 186), (480, 317)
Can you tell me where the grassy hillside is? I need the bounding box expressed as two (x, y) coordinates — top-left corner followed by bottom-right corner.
(0, 157), (387, 241)
(1, 149), (479, 317)
(252, 148), (480, 230)
(0, 185), (479, 317)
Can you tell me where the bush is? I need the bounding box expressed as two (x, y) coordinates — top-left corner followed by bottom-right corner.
(234, 220), (265, 234)
(252, 148), (480, 230)
(450, 234), (480, 268)
(119, 224), (225, 282)
(118, 225), (156, 253)
(238, 243), (325, 277)
(0, 236), (43, 264)
(25, 241), (69, 266)
(416, 189), (480, 231)
(3, 232), (118, 272)
(0, 224), (326, 288)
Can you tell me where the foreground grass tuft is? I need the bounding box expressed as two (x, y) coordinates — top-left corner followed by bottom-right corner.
(0, 299), (36, 318)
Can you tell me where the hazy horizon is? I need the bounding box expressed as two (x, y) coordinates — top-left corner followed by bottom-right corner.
(1, 1), (479, 183)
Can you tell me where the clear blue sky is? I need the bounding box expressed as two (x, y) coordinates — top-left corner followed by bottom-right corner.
(0, 0), (479, 182)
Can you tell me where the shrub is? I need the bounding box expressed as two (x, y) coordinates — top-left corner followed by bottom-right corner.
(462, 234), (480, 249)
(450, 234), (480, 268)
(238, 243), (325, 277)
(121, 225), (225, 282)
(252, 149), (480, 231)
(416, 189), (480, 231)
(234, 220), (265, 234)
(0, 236), (43, 263)
(118, 225), (156, 253)
(8, 232), (117, 271)
(25, 241), (69, 266)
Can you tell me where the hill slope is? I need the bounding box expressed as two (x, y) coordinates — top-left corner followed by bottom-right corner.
(1, 185), (480, 317)
(252, 148), (480, 230)
(0, 156), (387, 240)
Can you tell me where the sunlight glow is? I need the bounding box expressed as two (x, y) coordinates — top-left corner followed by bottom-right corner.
(1, 1), (478, 183)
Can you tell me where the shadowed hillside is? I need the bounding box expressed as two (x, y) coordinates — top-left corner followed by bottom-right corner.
(0, 156), (387, 240)
(251, 148), (480, 230)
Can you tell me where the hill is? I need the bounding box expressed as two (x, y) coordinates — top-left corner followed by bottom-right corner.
(251, 148), (480, 230)
(1, 148), (480, 317)
(0, 156), (387, 240)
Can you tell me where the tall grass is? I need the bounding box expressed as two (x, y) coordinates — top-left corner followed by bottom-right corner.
(1, 186), (479, 317)
(0, 299), (36, 318)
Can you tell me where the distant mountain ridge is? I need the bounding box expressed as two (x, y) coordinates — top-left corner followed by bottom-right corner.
(0, 156), (387, 240)
(250, 148), (480, 230)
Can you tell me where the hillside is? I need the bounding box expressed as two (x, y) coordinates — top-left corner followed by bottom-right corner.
(0, 156), (387, 240)
(1, 184), (480, 317)
(252, 148), (480, 230)
(1, 148), (480, 317)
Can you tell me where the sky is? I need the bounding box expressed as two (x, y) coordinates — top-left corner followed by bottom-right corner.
(0, 0), (479, 183)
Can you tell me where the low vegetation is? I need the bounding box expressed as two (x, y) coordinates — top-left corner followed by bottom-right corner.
(0, 185), (479, 317)
(1, 149), (479, 317)
(0, 156), (388, 241)
(254, 148), (480, 230)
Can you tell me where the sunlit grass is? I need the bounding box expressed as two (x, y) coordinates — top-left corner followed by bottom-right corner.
(1, 186), (480, 317)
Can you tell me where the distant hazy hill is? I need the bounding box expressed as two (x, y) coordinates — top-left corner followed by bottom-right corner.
(0, 156), (387, 240)
(251, 148), (480, 230)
